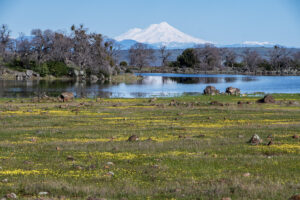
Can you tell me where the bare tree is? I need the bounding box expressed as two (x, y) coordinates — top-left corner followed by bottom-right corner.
(0, 24), (11, 59)
(242, 48), (261, 72)
(15, 33), (32, 63)
(48, 32), (72, 62)
(129, 43), (155, 69)
(104, 39), (121, 66)
(195, 44), (221, 70)
(222, 48), (237, 68)
(159, 45), (171, 67)
(269, 46), (291, 72)
(70, 24), (91, 70)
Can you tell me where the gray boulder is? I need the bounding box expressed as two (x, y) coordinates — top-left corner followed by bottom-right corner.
(203, 86), (219, 95)
(226, 87), (240, 95)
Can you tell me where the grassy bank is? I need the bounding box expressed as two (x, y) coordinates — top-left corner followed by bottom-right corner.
(0, 94), (299, 199)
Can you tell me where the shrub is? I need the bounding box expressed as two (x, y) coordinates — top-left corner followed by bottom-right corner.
(120, 61), (128, 67)
(176, 48), (197, 68)
(46, 61), (70, 77)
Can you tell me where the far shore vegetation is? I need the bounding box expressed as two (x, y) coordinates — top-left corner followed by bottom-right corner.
(1, 24), (300, 82)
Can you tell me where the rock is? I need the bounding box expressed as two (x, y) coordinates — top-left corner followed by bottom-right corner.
(288, 101), (299, 105)
(2, 178), (8, 183)
(292, 135), (299, 139)
(152, 164), (159, 169)
(107, 171), (114, 176)
(25, 70), (33, 77)
(149, 98), (157, 103)
(221, 198), (232, 200)
(74, 165), (83, 170)
(87, 197), (107, 200)
(66, 155), (74, 161)
(90, 75), (99, 83)
(60, 92), (74, 102)
(289, 194), (300, 200)
(258, 95), (275, 103)
(225, 87), (240, 95)
(243, 172), (251, 177)
(5, 193), (17, 199)
(203, 86), (219, 95)
(210, 101), (224, 106)
(98, 73), (105, 81)
(248, 134), (262, 145)
(38, 192), (48, 196)
(106, 162), (114, 166)
(128, 135), (139, 141)
(56, 146), (61, 151)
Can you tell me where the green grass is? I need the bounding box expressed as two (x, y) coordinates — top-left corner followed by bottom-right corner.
(0, 94), (299, 199)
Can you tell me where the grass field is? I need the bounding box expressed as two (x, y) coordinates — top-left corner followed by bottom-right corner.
(0, 94), (299, 199)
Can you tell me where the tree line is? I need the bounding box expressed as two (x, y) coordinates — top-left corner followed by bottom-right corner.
(1, 24), (300, 76)
(129, 44), (300, 73)
(0, 24), (120, 78)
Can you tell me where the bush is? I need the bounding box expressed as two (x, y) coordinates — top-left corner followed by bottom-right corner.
(120, 61), (128, 67)
(35, 63), (49, 77)
(46, 61), (71, 77)
(176, 48), (197, 68)
(258, 60), (272, 71)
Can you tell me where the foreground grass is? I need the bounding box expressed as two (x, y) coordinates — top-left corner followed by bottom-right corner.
(0, 94), (299, 199)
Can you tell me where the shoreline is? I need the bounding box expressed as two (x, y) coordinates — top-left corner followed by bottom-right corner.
(131, 67), (300, 76)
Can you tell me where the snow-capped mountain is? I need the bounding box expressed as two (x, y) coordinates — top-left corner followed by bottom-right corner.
(115, 22), (211, 49)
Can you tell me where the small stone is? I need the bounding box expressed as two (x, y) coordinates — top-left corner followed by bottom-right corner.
(128, 135), (139, 141)
(289, 194), (300, 200)
(152, 164), (159, 169)
(6, 193), (17, 199)
(248, 134), (262, 145)
(221, 198), (232, 200)
(106, 171), (114, 176)
(74, 165), (83, 170)
(106, 162), (114, 166)
(24, 160), (33, 165)
(56, 146), (61, 151)
(2, 178), (8, 183)
(38, 191), (48, 195)
(292, 135), (299, 139)
(243, 172), (251, 177)
(238, 135), (244, 138)
(0, 166), (2, 170)
(66, 156), (74, 161)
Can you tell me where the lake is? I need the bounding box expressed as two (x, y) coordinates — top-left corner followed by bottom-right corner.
(1, 73), (300, 98)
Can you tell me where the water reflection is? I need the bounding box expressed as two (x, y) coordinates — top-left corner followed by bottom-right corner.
(0, 73), (299, 98)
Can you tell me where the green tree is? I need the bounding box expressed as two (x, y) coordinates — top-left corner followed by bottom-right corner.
(176, 48), (197, 68)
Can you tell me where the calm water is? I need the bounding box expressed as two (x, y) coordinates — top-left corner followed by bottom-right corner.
(0, 73), (300, 98)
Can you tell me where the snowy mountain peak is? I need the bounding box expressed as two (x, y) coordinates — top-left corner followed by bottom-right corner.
(115, 22), (211, 47)
(242, 41), (273, 46)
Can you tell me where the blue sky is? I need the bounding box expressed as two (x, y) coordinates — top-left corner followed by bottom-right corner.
(0, 0), (299, 46)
